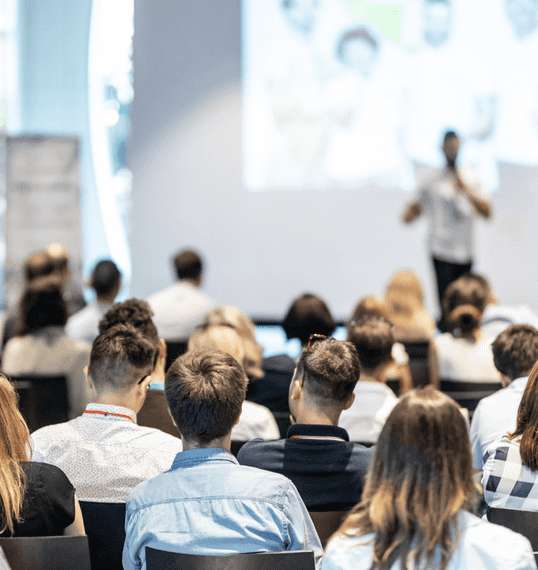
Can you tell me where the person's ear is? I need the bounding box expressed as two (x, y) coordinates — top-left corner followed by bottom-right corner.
(84, 365), (94, 390)
(290, 377), (303, 401)
(137, 374), (152, 398)
(343, 392), (355, 411)
(234, 406), (242, 426)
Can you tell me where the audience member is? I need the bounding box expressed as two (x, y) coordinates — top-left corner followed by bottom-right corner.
(0, 373), (85, 537)
(340, 316), (399, 443)
(322, 387), (536, 570)
(148, 249), (214, 341)
(384, 270), (437, 340)
(431, 275), (500, 382)
(97, 299), (179, 437)
(2, 276), (92, 418)
(123, 349), (322, 570)
(483, 360), (538, 513)
(471, 324), (538, 469)
(1, 249), (56, 348)
(66, 259), (122, 344)
(468, 273), (538, 339)
(348, 297), (412, 392)
(238, 336), (373, 511)
(30, 324), (182, 503)
(188, 324), (279, 441)
(46, 243), (87, 316)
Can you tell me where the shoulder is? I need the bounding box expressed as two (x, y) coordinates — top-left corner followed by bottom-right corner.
(323, 532), (374, 570)
(22, 461), (74, 493)
(237, 438), (284, 466)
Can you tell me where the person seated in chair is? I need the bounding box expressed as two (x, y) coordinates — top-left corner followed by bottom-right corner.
(238, 336), (373, 511)
(123, 349), (322, 570)
(30, 324), (182, 503)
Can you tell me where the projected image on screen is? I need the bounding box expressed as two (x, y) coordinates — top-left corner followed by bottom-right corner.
(242, 0), (538, 192)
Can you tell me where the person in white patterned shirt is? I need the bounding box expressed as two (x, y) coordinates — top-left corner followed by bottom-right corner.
(30, 324), (182, 503)
(483, 360), (538, 513)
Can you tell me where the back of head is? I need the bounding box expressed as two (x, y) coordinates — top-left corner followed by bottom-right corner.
(91, 260), (121, 298)
(385, 270), (425, 311)
(348, 297), (391, 337)
(173, 249), (203, 282)
(339, 387), (475, 570)
(492, 324), (538, 381)
(297, 337), (360, 405)
(24, 250), (55, 283)
(16, 275), (67, 336)
(202, 306), (264, 380)
(283, 293), (335, 345)
(442, 275), (488, 335)
(188, 325), (246, 368)
(98, 299), (159, 350)
(347, 317), (394, 372)
(89, 324), (157, 393)
(46, 243), (70, 274)
(165, 349), (248, 444)
(0, 373), (30, 535)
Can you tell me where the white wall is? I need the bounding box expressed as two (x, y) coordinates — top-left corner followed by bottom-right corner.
(130, 0), (538, 320)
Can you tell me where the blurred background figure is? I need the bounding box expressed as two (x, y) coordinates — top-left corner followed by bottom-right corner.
(384, 270), (437, 341)
(2, 276), (92, 419)
(505, 0), (538, 39)
(66, 259), (122, 344)
(188, 323), (279, 442)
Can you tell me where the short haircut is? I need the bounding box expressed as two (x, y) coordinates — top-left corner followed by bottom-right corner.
(173, 250), (203, 281)
(165, 349), (248, 444)
(337, 27), (378, 60)
(16, 276), (67, 336)
(89, 324), (157, 392)
(282, 293), (335, 345)
(91, 260), (121, 297)
(24, 251), (55, 283)
(443, 130), (458, 143)
(297, 338), (360, 403)
(348, 317), (394, 371)
(442, 275), (488, 334)
(99, 299), (159, 350)
(492, 325), (538, 380)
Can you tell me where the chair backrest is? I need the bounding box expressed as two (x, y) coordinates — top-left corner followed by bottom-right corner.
(9, 375), (68, 432)
(165, 342), (188, 371)
(385, 378), (402, 397)
(79, 502), (126, 570)
(488, 507), (538, 550)
(0, 535), (91, 570)
(145, 548), (315, 570)
(230, 441), (247, 457)
(440, 379), (502, 417)
(402, 341), (430, 388)
(272, 411), (291, 439)
(308, 511), (346, 549)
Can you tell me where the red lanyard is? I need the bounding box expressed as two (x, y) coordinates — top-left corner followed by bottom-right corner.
(83, 410), (135, 424)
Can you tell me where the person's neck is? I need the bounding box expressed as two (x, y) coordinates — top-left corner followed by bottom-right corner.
(360, 366), (387, 383)
(181, 434), (231, 451)
(93, 393), (137, 414)
(293, 405), (340, 427)
(96, 294), (116, 305)
(459, 328), (482, 342)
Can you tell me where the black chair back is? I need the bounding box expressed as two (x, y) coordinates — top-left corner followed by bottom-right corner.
(308, 511), (346, 549)
(165, 342), (188, 371)
(0, 535), (91, 570)
(9, 375), (68, 432)
(146, 548), (315, 570)
(385, 378), (402, 397)
(402, 341), (430, 388)
(272, 411), (291, 439)
(440, 379), (502, 419)
(79, 502), (126, 570)
(488, 507), (538, 550)
(230, 441), (247, 457)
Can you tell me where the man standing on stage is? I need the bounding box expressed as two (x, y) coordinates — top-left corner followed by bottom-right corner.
(402, 131), (491, 318)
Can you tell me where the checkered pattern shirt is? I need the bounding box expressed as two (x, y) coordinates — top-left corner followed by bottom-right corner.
(482, 435), (538, 511)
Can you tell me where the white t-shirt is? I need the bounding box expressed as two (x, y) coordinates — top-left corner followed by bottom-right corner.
(416, 167), (489, 263)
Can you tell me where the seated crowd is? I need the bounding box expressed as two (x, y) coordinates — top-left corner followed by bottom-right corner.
(0, 246), (538, 570)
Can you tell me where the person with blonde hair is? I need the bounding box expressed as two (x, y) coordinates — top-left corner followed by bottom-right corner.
(0, 373), (85, 537)
(322, 387), (536, 570)
(188, 324), (279, 441)
(384, 270), (436, 340)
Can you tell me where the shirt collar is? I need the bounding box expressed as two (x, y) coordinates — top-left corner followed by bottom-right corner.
(286, 424), (350, 441)
(171, 447), (238, 469)
(508, 376), (529, 390)
(83, 403), (137, 423)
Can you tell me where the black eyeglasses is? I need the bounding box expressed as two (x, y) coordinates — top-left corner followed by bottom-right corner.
(137, 374), (151, 385)
(306, 334), (329, 350)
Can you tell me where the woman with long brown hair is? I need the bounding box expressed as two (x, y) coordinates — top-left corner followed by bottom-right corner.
(322, 387), (535, 570)
(483, 360), (538, 512)
(0, 373), (85, 536)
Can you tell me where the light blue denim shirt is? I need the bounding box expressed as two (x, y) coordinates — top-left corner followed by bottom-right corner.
(321, 510), (536, 570)
(123, 448), (323, 570)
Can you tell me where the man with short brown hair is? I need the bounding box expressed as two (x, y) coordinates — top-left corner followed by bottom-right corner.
(123, 349), (322, 570)
(471, 324), (538, 469)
